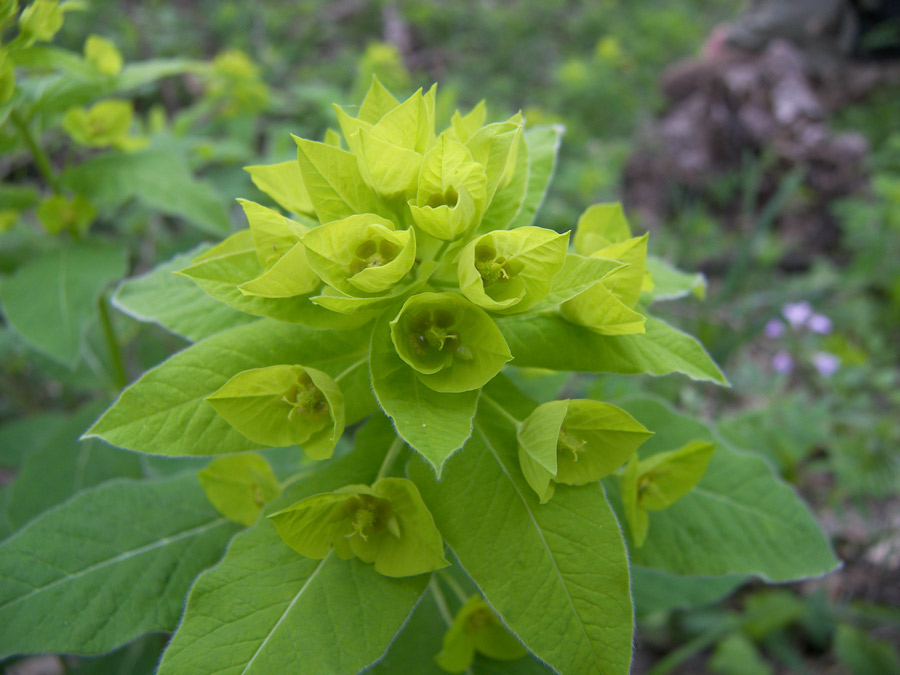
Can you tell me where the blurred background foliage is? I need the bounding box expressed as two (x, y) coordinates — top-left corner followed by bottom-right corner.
(2, 0), (899, 673)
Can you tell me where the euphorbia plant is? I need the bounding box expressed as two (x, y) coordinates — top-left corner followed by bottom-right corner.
(0, 79), (839, 673)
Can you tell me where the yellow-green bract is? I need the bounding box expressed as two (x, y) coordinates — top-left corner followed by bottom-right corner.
(435, 595), (527, 672)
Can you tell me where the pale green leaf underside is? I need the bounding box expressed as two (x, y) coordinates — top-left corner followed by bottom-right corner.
(497, 313), (728, 385)
(507, 125), (564, 230)
(644, 256), (707, 303)
(85, 320), (373, 455)
(410, 379), (633, 675)
(113, 244), (257, 342)
(0, 475), (239, 658)
(370, 313), (478, 475)
(611, 398), (840, 582)
(0, 241), (126, 366)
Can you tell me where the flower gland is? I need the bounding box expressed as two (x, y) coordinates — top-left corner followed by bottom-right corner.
(283, 371), (329, 421)
(408, 309), (461, 357)
(464, 605), (496, 634)
(342, 494), (399, 542)
(557, 426), (587, 463)
(474, 244), (515, 288)
(349, 237), (401, 275)
(425, 185), (459, 209)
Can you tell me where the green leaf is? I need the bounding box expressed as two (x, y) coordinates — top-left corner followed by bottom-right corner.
(207, 364), (345, 459)
(159, 425), (428, 674)
(0, 241), (127, 366)
(498, 313), (728, 384)
(244, 160), (315, 216)
(630, 566), (745, 617)
(477, 128), (529, 233)
(84, 35), (123, 76)
(592, 234), (648, 308)
(0, 411), (66, 470)
(560, 280), (646, 336)
(530, 253), (625, 310)
(507, 125), (564, 229)
(409, 378), (634, 675)
(436, 595), (528, 672)
(572, 203), (632, 256)
(0, 474), (239, 657)
(457, 227), (569, 314)
(357, 75), (400, 123)
(5, 401), (143, 531)
(294, 136), (379, 224)
(112, 244), (257, 342)
(644, 255), (707, 303)
(835, 624), (900, 675)
(370, 311), (479, 474)
(608, 398), (840, 582)
(390, 292), (511, 393)
(61, 147), (230, 235)
(355, 126), (423, 196)
(237, 198), (309, 267)
(270, 477), (448, 578)
(85, 319), (373, 456)
(198, 453), (281, 526)
(709, 634), (773, 675)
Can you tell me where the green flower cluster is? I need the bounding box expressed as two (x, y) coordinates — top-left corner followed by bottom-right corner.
(178, 78), (663, 578)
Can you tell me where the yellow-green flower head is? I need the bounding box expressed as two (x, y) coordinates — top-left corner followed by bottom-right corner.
(517, 399), (653, 503)
(408, 135), (488, 241)
(302, 214), (416, 296)
(390, 292), (511, 393)
(206, 364), (345, 460)
(268, 477), (448, 578)
(458, 227), (569, 314)
(62, 100), (135, 149)
(435, 595), (527, 672)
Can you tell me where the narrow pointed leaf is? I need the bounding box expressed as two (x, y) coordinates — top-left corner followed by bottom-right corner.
(0, 475), (239, 658)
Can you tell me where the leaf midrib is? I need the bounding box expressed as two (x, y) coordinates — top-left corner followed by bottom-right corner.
(477, 423), (603, 673)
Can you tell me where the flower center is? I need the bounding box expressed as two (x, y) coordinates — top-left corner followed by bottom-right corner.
(465, 607), (495, 634)
(425, 186), (459, 209)
(408, 309), (461, 356)
(349, 237), (400, 275)
(283, 372), (329, 420)
(557, 427), (586, 462)
(474, 244), (513, 288)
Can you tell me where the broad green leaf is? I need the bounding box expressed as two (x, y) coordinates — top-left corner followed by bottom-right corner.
(0, 241), (127, 366)
(458, 227), (569, 313)
(177, 230), (370, 329)
(357, 75), (400, 123)
(608, 398), (840, 582)
(369, 86), (433, 153)
(85, 319), (374, 456)
(507, 125), (564, 229)
(207, 364), (345, 459)
(835, 624), (900, 675)
(390, 292), (511, 393)
(294, 136), (379, 224)
(159, 425), (428, 674)
(572, 203), (632, 256)
(630, 566), (745, 617)
(198, 453), (281, 526)
(0, 474), (239, 657)
(410, 378), (634, 675)
(709, 634), (772, 675)
(61, 147), (230, 235)
(112, 244), (257, 342)
(497, 313), (729, 385)
(244, 160), (315, 216)
(0, 411), (66, 469)
(644, 255), (707, 303)
(5, 401), (143, 531)
(517, 399), (652, 503)
(303, 213), (416, 295)
(370, 312), (479, 474)
(270, 477), (448, 578)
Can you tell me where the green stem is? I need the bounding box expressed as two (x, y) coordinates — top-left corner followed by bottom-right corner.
(376, 437), (404, 480)
(429, 577), (454, 626)
(480, 392), (522, 428)
(98, 294), (127, 391)
(438, 569), (469, 605)
(432, 239), (451, 263)
(10, 110), (61, 193)
(280, 466), (316, 491)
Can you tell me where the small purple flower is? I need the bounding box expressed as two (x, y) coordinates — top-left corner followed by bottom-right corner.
(771, 351), (794, 374)
(764, 319), (786, 339)
(812, 352), (840, 377)
(807, 313), (833, 334)
(782, 301), (813, 328)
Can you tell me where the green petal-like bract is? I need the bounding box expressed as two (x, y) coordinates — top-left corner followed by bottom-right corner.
(390, 292), (512, 393)
(435, 595), (527, 672)
(197, 453), (281, 526)
(517, 399), (653, 503)
(302, 213), (416, 295)
(206, 364), (345, 459)
(268, 478), (448, 577)
(458, 226), (569, 313)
